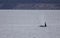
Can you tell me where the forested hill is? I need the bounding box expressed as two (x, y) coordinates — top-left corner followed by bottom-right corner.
(0, 0), (60, 3)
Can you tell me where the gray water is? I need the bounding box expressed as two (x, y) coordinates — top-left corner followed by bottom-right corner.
(0, 10), (60, 38)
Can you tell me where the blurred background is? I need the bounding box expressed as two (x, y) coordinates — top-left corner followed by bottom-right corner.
(0, 0), (60, 9)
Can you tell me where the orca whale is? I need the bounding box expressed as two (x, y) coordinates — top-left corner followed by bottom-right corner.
(40, 22), (47, 27)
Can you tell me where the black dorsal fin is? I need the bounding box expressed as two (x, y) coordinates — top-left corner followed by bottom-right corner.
(40, 22), (47, 27)
(45, 22), (47, 27)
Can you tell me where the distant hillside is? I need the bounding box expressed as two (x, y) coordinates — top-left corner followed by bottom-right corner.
(0, 0), (60, 3)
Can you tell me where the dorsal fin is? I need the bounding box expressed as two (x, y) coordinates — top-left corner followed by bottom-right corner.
(40, 22), (47, 27)
(45, 22), (47, 27)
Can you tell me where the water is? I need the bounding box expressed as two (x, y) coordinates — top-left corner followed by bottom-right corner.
(0, 10), (60, 38)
